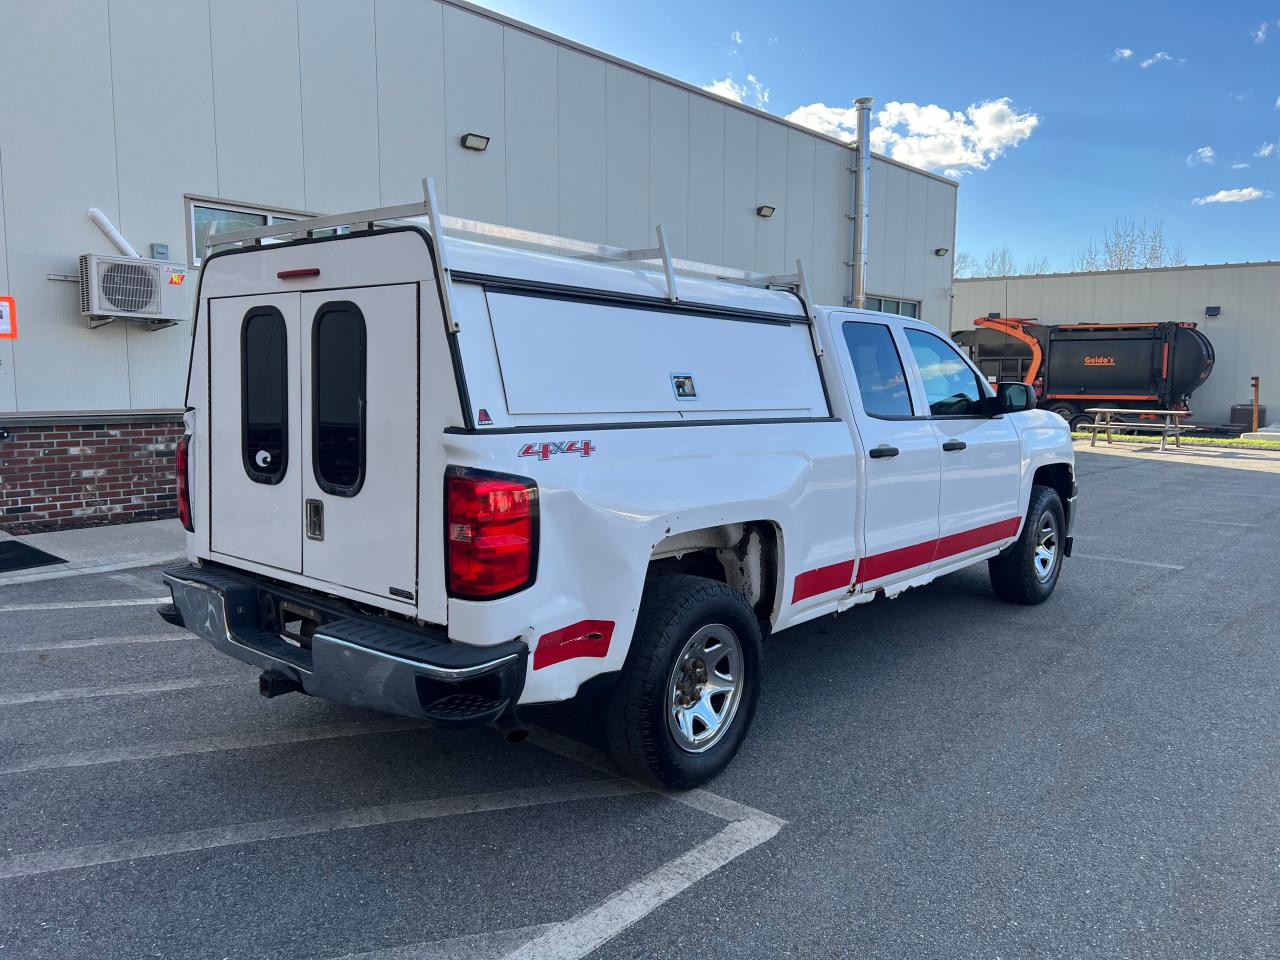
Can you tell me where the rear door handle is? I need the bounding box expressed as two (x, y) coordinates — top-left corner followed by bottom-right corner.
(305, 499), (324, 541)
(869, 444), (900, 459)
(942, 440), (967, 452)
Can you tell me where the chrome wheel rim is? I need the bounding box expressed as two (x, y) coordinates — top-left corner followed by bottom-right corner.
(1034, 511), (1059, 582)
(667, 623), (744, 754)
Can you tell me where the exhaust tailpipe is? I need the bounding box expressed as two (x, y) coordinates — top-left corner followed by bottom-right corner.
(494, 711), (529, 744)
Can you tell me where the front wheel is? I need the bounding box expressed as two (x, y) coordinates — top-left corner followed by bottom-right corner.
(988, 485), (1066, 605)
(598, 575), (762, 788)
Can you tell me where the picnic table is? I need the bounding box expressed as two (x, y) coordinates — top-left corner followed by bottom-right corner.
(1087, 407), (1191, 452)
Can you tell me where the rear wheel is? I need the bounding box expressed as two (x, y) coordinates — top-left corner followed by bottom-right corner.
(988, 485), (1065, 605)
(598, 575), (762, 788)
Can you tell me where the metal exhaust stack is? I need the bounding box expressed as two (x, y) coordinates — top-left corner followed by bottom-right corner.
(848, 96), (873, 308)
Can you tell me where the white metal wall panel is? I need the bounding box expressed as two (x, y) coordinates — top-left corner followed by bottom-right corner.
(721, 110), (758, 271)
(0, 1), (130, 411)
(0, 62), (13, 410)
(902, 172), (927, 300)
(443, 4), (506, 222)
(604, 65), (650, 248)
(556, 48), (607, 243)
(753, 121), (788, 274)
(809, 142), (849, 307)
(783, 131), (816, 277)
(299, 0), (380, 213)
(648, 82), (691, 257)
(503, 28), (559, 234)
(686, 97), (725, 265)
(210, 0), (305, 211)
(375, 0), (448, 205)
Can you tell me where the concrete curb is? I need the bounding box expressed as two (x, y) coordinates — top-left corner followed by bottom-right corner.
(0, 518), (185, 587)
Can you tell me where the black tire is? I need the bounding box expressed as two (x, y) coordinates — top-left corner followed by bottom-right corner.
(988, 485), (1066, 605)
(598, 575), (762, 788)
(1046, 402), (1078, 425)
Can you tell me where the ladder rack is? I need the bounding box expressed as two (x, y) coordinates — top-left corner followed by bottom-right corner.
(208, 177), (821, 350)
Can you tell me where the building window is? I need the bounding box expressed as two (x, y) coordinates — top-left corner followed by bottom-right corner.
(186, 196), (345, 266)
(865, 296), (920, 320)
(312, 301), (367, 497)
(241, 307), (289, 485)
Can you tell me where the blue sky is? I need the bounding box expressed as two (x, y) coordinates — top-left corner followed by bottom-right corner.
(474, 0), (1279, 271)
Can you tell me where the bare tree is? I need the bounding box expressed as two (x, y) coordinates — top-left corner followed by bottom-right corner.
(981, 245), (1018, 277)
(953, 251), (978, 279)
(1075, 219), (1186, 270)
(1022, 255), (1051, 275)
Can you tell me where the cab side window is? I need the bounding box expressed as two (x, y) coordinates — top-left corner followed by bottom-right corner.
(841, 321), (914, 418)
(904, 329), (988, 417)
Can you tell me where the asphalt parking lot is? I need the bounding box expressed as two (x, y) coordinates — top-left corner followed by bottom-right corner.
(2, 444), (1278, 959)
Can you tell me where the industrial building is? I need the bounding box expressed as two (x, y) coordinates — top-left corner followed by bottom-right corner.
(953, 262), (1280, 426)
(0, 0), (957, 531)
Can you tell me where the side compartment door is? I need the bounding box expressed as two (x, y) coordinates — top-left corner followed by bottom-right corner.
(208, 293), (302, 572)
(300, 285), (419, 603)
(837, 318), (942, 589)
(902, 327), (1022, 564)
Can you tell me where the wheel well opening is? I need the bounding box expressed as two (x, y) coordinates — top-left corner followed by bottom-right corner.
(647, 522), (779, 626)
(1033, 463), (1074, 519)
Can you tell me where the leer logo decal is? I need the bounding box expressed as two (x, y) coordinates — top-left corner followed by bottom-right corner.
(519, 440), (595, 460)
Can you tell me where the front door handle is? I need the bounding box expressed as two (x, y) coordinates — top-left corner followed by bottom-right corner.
(305, 499), (324, 541)
(869, 444), (900, 459)
(942, 440), (967, 452)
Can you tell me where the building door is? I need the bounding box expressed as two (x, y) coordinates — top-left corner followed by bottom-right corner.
(836, 317), (942, 590)
(299, 285), (419, 603)
(902, 327), (1022, 565)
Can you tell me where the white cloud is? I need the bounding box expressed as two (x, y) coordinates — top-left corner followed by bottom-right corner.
(729, 29), (743, 44)
(1257, 141), (1278, 158)
(767, 35), (779, 45)
(1140, 51), (1174, 68)
(1186, 146), (1215, 166)
(1232, 162), (1251, 169)
(1252, 21), (1269, 43)
(786, 97), (1040, 177)
(1192, 187), (1273, 205)
(1112, 47), (1134, 61)
(702, 74), (769, 108)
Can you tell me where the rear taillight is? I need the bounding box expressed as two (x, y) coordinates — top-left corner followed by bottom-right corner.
(446, 467), (537, 599)
(176, 434), (193, 532)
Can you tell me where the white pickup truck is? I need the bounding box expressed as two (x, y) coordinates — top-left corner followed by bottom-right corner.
(161, 188), (1076, 788)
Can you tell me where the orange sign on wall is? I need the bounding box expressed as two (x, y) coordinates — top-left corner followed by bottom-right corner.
(0, 296), (15, 340)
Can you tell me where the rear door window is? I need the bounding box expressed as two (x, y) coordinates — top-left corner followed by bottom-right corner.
(241, 307), (288, 484)
(905, 328), (988, 417)
(841, 321), (914, 418)
(312, 302), (367, 496)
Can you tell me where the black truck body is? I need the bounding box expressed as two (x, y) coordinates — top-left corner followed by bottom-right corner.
(953, 317), (1215, 429)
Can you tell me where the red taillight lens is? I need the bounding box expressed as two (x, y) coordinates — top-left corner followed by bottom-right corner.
(176, 434), (193, 532)
(446, 467), (537, 599)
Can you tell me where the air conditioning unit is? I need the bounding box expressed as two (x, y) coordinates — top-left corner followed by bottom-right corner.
(79, 254), (191, 329)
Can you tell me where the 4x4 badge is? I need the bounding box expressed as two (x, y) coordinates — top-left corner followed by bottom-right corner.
(518, 440), (595, 460)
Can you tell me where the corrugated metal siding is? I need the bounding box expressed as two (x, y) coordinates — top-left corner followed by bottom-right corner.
(953, 265), (1280, 423)
(0, 0), (955, 413)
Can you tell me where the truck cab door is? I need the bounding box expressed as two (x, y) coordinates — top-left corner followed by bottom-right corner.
(836, 317), (942, 589)
(901, 327), (1022, 565)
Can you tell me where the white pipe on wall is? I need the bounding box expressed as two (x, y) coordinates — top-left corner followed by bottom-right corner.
(848, 96), (873, 309)
(87, 208), (140, 258)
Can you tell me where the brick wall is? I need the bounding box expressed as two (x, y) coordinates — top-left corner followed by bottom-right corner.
(0, 415), (184, 534)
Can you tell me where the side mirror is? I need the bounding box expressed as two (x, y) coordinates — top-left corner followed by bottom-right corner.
(995, 381), (1036, 413)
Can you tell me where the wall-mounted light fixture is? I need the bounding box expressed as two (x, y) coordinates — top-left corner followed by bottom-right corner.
(755, 204), (776, 218)
(934, 247), (949, 257)
(460, 132), (490, 152)
(1205, 305), (1221, 317)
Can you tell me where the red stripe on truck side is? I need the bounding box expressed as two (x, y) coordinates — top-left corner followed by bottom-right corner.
(533, 619), (615, 670)
(791, 559), (856, 603)
(792, 517), (1023, 602)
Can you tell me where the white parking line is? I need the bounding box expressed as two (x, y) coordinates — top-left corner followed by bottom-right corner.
(3, 634), (185, 653)
(501, 817), (781, 960)
(337, 924), (557, 960)
(0, 779), (642, 880)
(0, 596), (168, 612)
(0, 676), (238, 707)
(0, 718), (428, 775)
(1072, 553), (1184, 570)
